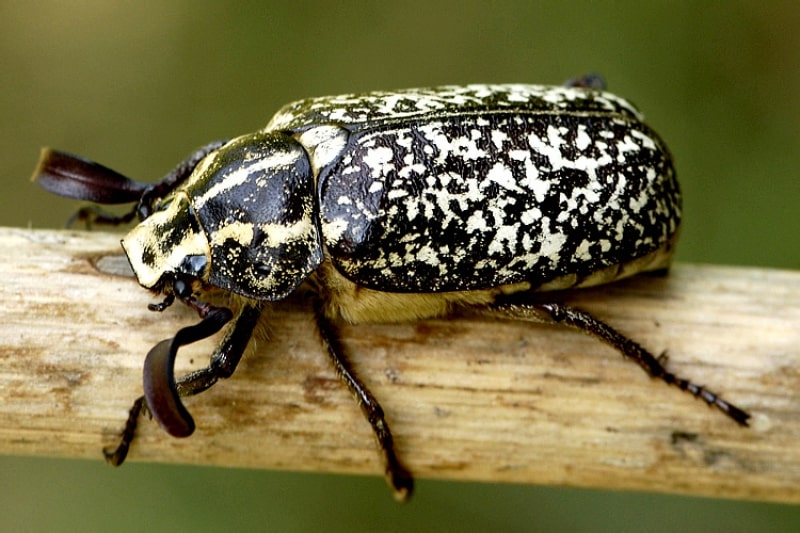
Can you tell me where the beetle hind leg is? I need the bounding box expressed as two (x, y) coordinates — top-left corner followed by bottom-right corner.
(312, 298), (413, 502)
(483, 297), (751, 426)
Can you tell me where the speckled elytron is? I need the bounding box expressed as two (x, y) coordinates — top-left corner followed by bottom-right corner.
(33, 80), (749, 503)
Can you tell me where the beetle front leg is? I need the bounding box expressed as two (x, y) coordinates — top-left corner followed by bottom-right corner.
(103, 396), (147, 466)
(484, 297), (751, 426)
(174, 302), (263, 396)
(312, 298), (414, 502)
(103, 302), (262, 465)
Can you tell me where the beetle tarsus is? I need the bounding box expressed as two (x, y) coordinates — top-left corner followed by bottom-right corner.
(103, 395), (147, 466)
(564, 73), (607, 90)
(385, 449), (414, 502)
(536, 302), (751, 426)
(172, 303), (263, 395)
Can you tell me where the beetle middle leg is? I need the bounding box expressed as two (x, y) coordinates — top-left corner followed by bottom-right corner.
(483, 295), (751, 426)
(312, 298), (414, 502)
(104, 302), (262, 465)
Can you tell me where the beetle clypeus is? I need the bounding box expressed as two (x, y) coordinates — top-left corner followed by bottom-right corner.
(33, 76), (749, 501)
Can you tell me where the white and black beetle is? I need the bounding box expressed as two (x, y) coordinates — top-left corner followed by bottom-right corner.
(33, 76), (749, 501)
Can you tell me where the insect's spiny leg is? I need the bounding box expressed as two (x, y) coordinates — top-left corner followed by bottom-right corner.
(103, 396), (147, 466)
(536, 302), (751, 426)
(312, 298), (413, 502)
(486, 299), (750, 426)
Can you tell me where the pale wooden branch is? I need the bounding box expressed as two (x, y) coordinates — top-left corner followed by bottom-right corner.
(1, 226), (798, 503)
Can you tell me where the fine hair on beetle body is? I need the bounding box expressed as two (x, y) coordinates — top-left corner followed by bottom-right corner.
(32, 75), (750, 502)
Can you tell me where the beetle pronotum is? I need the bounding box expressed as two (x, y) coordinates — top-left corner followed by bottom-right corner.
(33, 76), (749, 501)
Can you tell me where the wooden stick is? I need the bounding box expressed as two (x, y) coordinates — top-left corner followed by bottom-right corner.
(1, 226), (798, 503)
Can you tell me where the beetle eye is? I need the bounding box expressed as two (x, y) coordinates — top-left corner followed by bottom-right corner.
(154, 197), (174, 212)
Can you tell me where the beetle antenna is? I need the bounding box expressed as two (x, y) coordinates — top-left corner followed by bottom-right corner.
(142, 305), (234, 437)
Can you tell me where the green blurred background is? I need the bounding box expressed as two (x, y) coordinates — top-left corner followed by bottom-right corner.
(2, 1), (799, 530)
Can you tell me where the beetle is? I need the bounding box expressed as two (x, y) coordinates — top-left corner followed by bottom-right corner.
(33, 76), (750, 501)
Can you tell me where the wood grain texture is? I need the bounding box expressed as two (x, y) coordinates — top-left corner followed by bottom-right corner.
(1, 226), (798, 502)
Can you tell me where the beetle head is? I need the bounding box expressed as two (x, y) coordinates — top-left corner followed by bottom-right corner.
(121, 191), (211, 292)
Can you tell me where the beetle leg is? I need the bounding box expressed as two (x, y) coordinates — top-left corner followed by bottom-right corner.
(312, 298), (414, 502)
(563, 73), (606, 90)
(103, 302), (262, 465)
(485, 298), (751, 427)
(103, 396), (147, 466)
(171, 303), (263, 398)
(136, 139), (228, 219)
(66, 204), (139, 229)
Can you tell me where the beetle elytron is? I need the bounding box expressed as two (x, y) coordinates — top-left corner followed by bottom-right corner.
(33, 76), (750, 501)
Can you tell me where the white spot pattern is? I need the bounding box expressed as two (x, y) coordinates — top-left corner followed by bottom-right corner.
(296, 85), (680, 292)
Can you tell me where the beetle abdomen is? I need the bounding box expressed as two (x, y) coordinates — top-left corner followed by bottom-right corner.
(319, 111), (680, 293)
